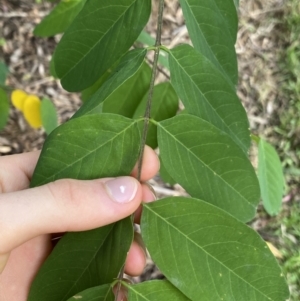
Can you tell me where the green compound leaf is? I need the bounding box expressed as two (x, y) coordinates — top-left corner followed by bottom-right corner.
(179, 0), (238, 85)
(141, 197), (290, 301)
(0, 88), (9, 130)
(28, 219), (132, 301)
(74, 49), (149, 118)
(31, 113), (140, 187)
(157, 114), (260, 222)
(133, 82), (178, 149)
(53, 0), (151, 91)
(258, 139), (285, 216)
(126, 280), (190, 301)
(41, 97), (58, 135)
(66, 284), (113, 301)
(34, 0), (87, 37)
(101, 62), (151, 117)
(169, 45), (250, 153)
(81, 59), (121, 103)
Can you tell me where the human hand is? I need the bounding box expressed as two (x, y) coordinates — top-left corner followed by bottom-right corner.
(0, 146), (159, 300)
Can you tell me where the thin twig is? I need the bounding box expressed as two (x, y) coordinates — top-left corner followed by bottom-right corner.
(114, 1), (165, 300)
(137, 0), (165, 180)
(145, 56), (170, 79)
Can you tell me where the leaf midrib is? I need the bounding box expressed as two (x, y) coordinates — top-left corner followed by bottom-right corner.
(145, 204), (273, 300)
(181, 0), (234, 85)
(170, 50), (247, 153)
(158, 122), (255, 209)
(88, 53), (145, 115)
(60, 1), (138, 78)
(61, 225), (114, 300)
(34, 120), (136, 186)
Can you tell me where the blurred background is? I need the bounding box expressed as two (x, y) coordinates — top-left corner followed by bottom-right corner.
(0, 0), (299, 299)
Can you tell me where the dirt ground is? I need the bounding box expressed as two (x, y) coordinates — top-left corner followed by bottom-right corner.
(0, 0), (298, 292)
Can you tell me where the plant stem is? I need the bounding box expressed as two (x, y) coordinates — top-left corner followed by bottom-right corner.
(137, 0), (164, 181)
(114, 1), (165, 300)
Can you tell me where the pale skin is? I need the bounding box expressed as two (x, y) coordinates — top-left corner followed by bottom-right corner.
(0, 146), (160, 301)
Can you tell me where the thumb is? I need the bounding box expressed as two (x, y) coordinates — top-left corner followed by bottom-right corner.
(0, 176), (141, 255)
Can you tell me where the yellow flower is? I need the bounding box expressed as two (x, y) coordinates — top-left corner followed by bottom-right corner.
(11, 89), (43, 129)
(23, 95), (42, 129)
(11, 89), (28, 111)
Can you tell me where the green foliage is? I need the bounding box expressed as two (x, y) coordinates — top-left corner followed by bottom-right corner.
(30, 114), (140, 187)
(141, 197), (289, 301)
(134, 82), (178, 148)
(28, 219), (132, 301)
(41, 97), (58, 134)
(30, 0), (289, 300)
(67, 284), (114, 301)
(169, 45), (250, 153)
(157, 114), (259, 222)
(258, 139), (285, 215)
(0, 61), (9, 130)
(270, 201), (300, 301)
(0, 88), (9, 130)
(275, 0), (300, 187)
(178, 0), (238, 85)
(66, 284), (113, 301)
(74, 49), (150, 118)
(34, 0), (87, 37)
(0, 61), (8, 85)
(159, 156), (176, 186)
(53, 0), (151, 91)
(126, 280), (190, 300)
(137, 31), (169, 69)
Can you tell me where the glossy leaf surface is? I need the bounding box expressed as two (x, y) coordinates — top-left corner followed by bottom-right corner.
(34, 0), (86, 37)
(141, 197), (289, 301)
(41, 97), (58, 135)
(53, 0), (151, 91)
(127, 280), (190, 301)
(133, 82), (178, 148)
(258, 139), (285, 215)
(158, 114), (259, 222)
(169, 45), (250, 153)
(28, 219), (132, 301)
(179, 0), (238, 85)
(66, 284), (113, 301)
(0, 88), (9, 130)
(74, 49), (148, 118)
(31, 114), (140, 187)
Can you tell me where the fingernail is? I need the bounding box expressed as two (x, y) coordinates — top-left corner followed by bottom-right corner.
(105, 177), (138, 203)
(0, 252), (10, 274)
